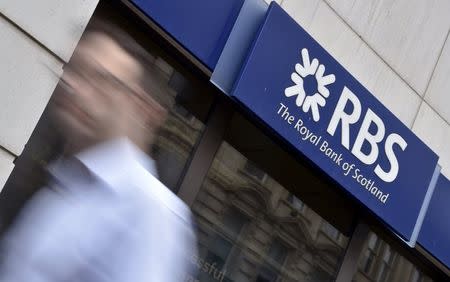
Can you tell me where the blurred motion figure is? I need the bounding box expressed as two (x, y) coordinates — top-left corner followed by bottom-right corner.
(0, 21), (196, 282)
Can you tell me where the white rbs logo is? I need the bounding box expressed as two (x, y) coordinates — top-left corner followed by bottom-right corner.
(285, 48), (335, 122)
(285, 48), (408, 183)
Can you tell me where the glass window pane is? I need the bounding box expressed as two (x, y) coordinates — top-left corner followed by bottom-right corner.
(256, 266), (278, 282)
(354, 232), (434, 282)
(360, 249), (375, 274)
(411, 267), (423, 282)
(188, 142), (349, 282)
(148, 66), (206, 191)
(243, 160), (266, 182)
(368, 233), (378, 250)
(382, 247), (392, 263)
(222, 208), (249, 239)
(210, 235), (233, 260)
(377, 262), (388, 282)
(267, 240), (288, 265)
(287, 193), (305, 212)
(321, 222), (340, 241)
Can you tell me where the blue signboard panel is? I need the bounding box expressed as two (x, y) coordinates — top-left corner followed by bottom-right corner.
(418, 174), (450, 268)
(211, 0), (269, 94)
(232, 3), (439, 241)
(131, 0), (244, 69)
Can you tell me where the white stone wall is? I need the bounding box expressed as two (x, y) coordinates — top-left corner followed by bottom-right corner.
(266, 0), (450, 178)
(0, 0), (98, 190)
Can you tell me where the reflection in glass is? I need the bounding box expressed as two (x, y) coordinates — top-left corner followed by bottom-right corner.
(141, 56), (205, 191)
(321, 222), (340, 241)
(360, 233), (379, 274)
(287, 194), (305, 213)
(354, 232), (433, 282)
(189, 142), (349, 282)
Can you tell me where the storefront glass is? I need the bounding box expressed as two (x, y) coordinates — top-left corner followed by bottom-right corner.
(187, 141), (349, 282)
(353, 232), (433, 282)
(139, 56), (206, 191)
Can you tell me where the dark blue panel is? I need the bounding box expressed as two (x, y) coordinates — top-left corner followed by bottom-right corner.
(131, 0), (245, 69)
(211, 0), (268, 94)
(419, 174), (450, 268)
(232, 3), (438, 240)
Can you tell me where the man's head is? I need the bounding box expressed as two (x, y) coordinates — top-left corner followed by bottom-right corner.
(51, 22), (167, 154)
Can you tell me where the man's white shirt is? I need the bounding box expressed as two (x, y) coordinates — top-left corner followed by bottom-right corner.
(0, 138), (196, 282)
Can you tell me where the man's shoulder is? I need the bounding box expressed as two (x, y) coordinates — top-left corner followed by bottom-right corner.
(74, 138), (194, 224)
(128, 165), (193, 224)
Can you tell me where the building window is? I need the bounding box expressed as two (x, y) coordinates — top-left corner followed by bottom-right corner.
(376, 246), (394, 282)
(360, 233), (379, 274)
(173, 103), (195, 122)
(322, 222), (340, 241)
(256, 266), (278, 282)
(410, 267), (423, 282)
(222, 208), (249, 240)
(200, 235), (233, 282)
(191, 142), (349, 282)
(267, 240), (289, 266)
(308, 266), (334, 282)
(243, 160), (266, 182)
(198, 208), (249, 281)
(354, 232), (434, 282)
(287, 193), (305, 212)
(255, 240), (289, 282)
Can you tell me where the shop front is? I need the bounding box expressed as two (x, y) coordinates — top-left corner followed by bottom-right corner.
(0, 0), (448, 281)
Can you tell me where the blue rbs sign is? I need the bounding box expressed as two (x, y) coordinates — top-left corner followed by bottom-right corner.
(131, 0), (244, 69)
(232, 3), (439, 241)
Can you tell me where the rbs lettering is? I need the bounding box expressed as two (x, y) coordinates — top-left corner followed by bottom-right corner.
(327, 87), (408, 183)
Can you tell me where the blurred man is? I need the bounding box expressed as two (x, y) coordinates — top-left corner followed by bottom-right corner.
(0, 21), (196, 282)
